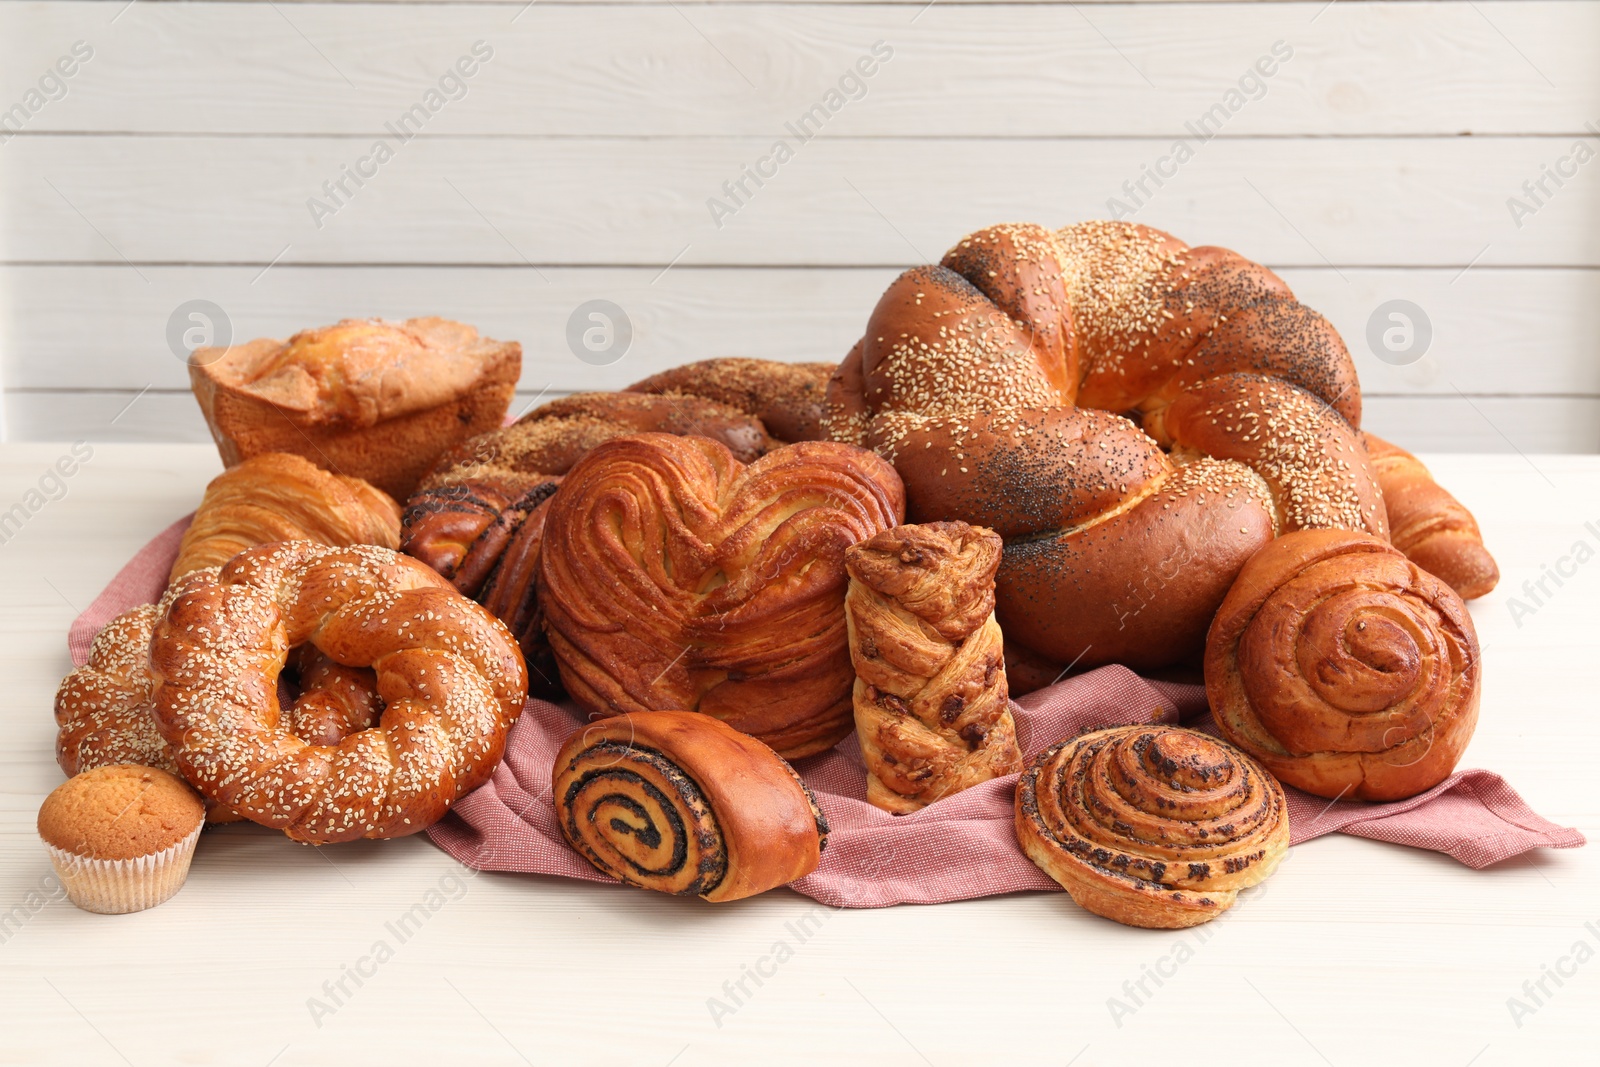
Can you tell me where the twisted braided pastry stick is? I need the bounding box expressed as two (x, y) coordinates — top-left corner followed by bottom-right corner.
(1016, 725), (1289, 928)
(149, 542), (527, 843)
(1206, 529), (1480, 801)
(845, 521), (1022, 812)
(554, 711), (828, 901)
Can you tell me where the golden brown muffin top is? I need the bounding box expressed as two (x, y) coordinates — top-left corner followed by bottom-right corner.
(193, 317), (520, 429)
(37, 765), (204, 861)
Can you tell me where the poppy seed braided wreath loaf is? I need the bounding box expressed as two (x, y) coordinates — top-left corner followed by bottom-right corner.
(824, 220), (1498, 675)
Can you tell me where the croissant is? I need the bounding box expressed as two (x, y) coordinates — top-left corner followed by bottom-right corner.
(1016, 725), (1290, 928)
(1364, 434), (1499, 599)
(1206, 529), (1481, 801)
(171, 452), (400, 580)
(149, 542), (527, 843)
(824, 220), (1493, 682)
(553, 711), (828, 901)
(844, 521), (1022, 812)
(539, 433), (905, 758)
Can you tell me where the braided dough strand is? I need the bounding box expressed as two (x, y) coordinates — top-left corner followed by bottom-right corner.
(845, 521), (1023, 812)
(149, 541), (526, 843)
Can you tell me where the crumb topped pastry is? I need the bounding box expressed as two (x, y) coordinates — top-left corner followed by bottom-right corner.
(190, 316), (520, 498)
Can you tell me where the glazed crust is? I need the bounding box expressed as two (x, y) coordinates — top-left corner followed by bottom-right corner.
(628, 358), (836, 443)
(539, 433), (905, 759)
(1016, 725), (1290, 928)
(844, 522), (1022, 812)
(148, 542), (527, 843)
(56, 585), (384, 824)
(190, 317), (520, 499)
(1205, 529), (1481, 801)
(1363, 434), (1500, 599)
(171, 452), (401, 581)
(552, 711), (828, 901)
(821, 219), (1489, 671)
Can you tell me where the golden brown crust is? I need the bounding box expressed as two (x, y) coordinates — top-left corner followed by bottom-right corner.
(1016, 725), (1289, 928)
(553, 711), (827, 901)
(1363, 434), (1499, 599)
(190, 317), (520, 498)
(148, 542), (527, 843)
(38, 765), (204, 862)
(628, 358), (836, 443)
(170, 452), (401, 581)
(845, 522), (1022, 813)
(821, 219), (1420, 673)
(1205, 529), (1481, 801)
(539, 433), (905, 759)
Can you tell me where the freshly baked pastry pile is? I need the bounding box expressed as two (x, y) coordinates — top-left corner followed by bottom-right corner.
(845, 521), (1023, 812)
(48, 223), (1508, 922)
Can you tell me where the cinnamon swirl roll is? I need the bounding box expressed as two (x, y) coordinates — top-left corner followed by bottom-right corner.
(1016, 725), (1289, 928)
(553, 712), (828, 901)
(1206, 529), (1481, 801)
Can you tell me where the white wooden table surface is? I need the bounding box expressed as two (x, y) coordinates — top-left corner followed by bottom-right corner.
(1, 443), (1596, 1066)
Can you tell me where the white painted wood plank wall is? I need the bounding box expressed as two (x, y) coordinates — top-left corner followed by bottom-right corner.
(1, 0), (1596, 450)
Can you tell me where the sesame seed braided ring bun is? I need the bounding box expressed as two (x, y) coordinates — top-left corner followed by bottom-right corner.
(55, 586), (388, 824)
(553, 711), (828, 901)
(148, 541), (527, 844)
(1016, 725), (1290, 928)
(1206, 529), (1481, 801)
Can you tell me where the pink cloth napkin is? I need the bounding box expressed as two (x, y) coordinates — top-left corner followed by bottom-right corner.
(71, 519), (1585, 908)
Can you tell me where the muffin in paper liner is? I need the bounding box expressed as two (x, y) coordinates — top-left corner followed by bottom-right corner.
(37, 764), (206, 915)
(42, 823), (203, 915)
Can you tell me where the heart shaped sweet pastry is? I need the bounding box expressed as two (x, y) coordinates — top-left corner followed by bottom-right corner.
(539, 433), (905, 758)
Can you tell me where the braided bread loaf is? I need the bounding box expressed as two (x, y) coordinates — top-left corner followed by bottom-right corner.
(148, 541), (527, 843)
(826, 221), (1496, 676)
(844, 521), (1022, 812)
(55, 584), (382, 823)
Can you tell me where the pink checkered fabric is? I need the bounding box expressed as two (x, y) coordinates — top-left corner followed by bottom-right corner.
(70, 519), (1585, 907)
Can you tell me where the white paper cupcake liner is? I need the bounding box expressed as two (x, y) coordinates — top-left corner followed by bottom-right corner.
(42, 822), (203, 915)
